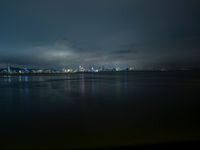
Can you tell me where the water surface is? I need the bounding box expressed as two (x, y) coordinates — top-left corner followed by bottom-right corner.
(0, 72), (200, 149)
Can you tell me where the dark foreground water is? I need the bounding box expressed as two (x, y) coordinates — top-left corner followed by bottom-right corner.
(0, 72), (200, 149)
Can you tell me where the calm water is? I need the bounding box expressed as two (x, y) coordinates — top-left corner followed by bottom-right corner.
(0, 72), (200, 149)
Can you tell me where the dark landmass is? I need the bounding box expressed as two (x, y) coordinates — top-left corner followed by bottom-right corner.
(75, 141), (200, 150)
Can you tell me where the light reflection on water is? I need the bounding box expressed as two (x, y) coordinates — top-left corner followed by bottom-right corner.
(0, 73), (200, 149)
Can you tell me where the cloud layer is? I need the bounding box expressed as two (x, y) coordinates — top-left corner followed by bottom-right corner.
(0, 0), (200, 69)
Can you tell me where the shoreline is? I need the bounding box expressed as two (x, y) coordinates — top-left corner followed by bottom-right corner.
(0, 70), (200, 76)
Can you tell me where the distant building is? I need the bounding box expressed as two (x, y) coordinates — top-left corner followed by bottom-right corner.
(7, 65), (11, 74)
(79, 66), (85, 72)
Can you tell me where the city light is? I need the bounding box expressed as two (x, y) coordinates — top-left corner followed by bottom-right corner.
(0, 65), (135, 75)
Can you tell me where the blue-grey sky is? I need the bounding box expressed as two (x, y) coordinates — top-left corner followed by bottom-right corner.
(0, 0), (200, 69)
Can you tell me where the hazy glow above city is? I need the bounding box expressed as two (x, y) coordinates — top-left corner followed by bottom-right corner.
(0, 0), (200, 69)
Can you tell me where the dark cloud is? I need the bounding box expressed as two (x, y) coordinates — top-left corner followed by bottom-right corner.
(113, 49), (138, 54)
(112, 43), (140, 54)
(0, 0), (200, 69)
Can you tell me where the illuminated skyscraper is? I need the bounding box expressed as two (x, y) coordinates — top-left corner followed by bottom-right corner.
(7, 65), (11, 74)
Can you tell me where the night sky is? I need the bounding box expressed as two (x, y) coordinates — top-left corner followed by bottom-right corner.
(0, 0), (200, 69)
